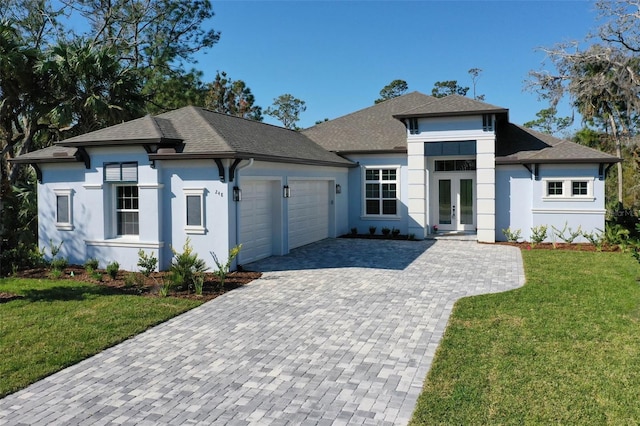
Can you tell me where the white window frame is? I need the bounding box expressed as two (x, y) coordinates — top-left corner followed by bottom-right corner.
(542, 178), (595, 201)
(362, 166), (401, 219)
(114, 184), (139, 237)
(104, 162), (138, 183)
(53, 188), (73, 230)
(184, 188), (206, 234)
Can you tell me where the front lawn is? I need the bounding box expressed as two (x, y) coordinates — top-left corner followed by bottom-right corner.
(0, 278), (202, 398)
(411, 250), (640, 424)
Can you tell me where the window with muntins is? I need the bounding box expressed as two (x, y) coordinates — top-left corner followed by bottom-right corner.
(116, 185), (139, 235)
(572, 181), (588, 196)
(364, 168), (398, 216)
(547, 181), (563, 196)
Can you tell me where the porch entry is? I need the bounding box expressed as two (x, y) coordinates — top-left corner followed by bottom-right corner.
(436, 172), (476, 231)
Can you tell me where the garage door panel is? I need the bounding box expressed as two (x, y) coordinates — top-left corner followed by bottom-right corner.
(239, 181), (274, 264)
(288, 180), (329, 249)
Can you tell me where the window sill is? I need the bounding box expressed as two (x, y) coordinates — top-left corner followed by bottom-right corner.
(55, 223), (74, 231)
(185, 226), (206, 235)
(85, 239), (164, 249)
(542, 197), (595, 202)
(360, 215), (401, 221)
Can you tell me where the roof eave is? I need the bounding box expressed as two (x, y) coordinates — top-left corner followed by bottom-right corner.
(496, 157), (622, 165)
(148, 152), (356, 168)
(58, 137), (183, 147)
(393, 109), (509, 120)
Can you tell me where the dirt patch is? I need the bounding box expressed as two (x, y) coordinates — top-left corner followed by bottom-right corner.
(12, 266), (262, 302)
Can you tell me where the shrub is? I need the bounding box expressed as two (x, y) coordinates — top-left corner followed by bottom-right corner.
(84, 258), (99, 272)
(193, 273), (204, 296)
(137, 250), (158, 277)
(604, 223), (631, 252)
(158, 279), (171, 297)
(381, 227), (391, 236)
(106, 261), (119, 279)
(391, 227), (400, 238)
(170, 238), (208, 291)
(552, 222), (582, 244)
(350, 227), (358, 235)
(369, 226), (377, 235)
(211, 244), (242, 290)
(582, 229), (605, 251)
(49, 269), (63, 279)
(502, 227), (522, 243)
(50, 257), (68, 272)
(0, 243), (45, 276)
(91, 271), (103, 282)
(124, 272), (145, 288)
(530, 225), (548, 247)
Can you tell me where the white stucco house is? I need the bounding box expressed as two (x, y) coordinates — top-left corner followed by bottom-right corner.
(13, 92), (619, 271)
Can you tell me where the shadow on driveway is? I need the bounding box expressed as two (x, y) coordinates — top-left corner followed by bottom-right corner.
(244, 238), (436, 272)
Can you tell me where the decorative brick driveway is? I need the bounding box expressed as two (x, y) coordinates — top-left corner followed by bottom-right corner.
(0, 239), (524, 425)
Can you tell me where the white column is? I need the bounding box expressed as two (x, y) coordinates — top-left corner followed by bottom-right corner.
(407, 140), (427, 238)
(476, 136), (495, 242)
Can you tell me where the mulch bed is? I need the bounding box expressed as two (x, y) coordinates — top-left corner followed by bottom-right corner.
(6, 266), (262, 302)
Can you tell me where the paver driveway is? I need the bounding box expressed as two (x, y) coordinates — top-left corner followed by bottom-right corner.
(0, 239), (524, 425)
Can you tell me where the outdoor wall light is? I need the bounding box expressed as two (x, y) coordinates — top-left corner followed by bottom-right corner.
(283, 185), (291, 198)
(335, 184), (342, 194)
(233, 186), (242, 201)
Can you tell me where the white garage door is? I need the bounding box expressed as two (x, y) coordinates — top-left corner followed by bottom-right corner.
(288, 180), (330, 249)
(238, 181), (274, 264)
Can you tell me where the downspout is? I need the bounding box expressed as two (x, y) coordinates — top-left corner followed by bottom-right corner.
(234, 159), (254, 265)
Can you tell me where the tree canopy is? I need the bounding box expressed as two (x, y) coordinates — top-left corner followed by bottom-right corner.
(374, 80), (408, 104)
(265, 94), (307, 130)
(431, 80), (469, 98)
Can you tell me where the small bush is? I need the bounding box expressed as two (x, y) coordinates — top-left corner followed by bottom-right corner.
(49, 269), (63, 279)
(391, 227), (400, 238)
(158, 279), (172, 297)
(350, 227), (358, 235)
(369, 226), (377, 235)
(137, 250), (158, 277)
(170, 238), (208, 291)
(381, 227), (391, 236)
(583, 229), (605, 251)
(530, 225), (548, 247)
(193, 273), (204, 296)
(50, 257), (68, 271)
(106, 261), (119, 279)
(502, 227), (522, 243)
(84, 258), (99, 272)
(211, 244), (242, 290)
(552, 222), (582, 244)
(124, 272), (145, 288)
(91, 271), (103, 282)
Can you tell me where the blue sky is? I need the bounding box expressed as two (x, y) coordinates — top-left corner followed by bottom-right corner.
(192, 0), (601, 130)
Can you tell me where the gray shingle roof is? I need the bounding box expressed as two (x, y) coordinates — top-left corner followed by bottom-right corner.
(16, 106), (353, 167)
(496, 124), (620, 164)
(303, 91), (434, 152)
(393, 94), (508, 118)
(11, 145), (79, 163)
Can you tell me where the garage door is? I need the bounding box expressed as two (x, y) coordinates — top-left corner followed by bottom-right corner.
(288, 180), (330, 249)
(238, 181), (274, 264)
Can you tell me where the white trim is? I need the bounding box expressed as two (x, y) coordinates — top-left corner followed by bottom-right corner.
(83, 184), (103, 190)
(184, 188), (206, 234)
(53, 188), (73, 230)
(532, 208), (606, 215)
(138, 183), (164, 189)
(85, 239), (164, 248)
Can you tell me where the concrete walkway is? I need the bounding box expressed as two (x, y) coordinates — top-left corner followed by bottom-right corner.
(0, 239), (524, 425)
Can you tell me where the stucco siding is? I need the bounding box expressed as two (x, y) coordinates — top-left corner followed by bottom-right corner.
(495, 165), (532, 241)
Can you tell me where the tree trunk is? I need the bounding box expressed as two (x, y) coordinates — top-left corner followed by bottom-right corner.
(609, 114), (624, 205)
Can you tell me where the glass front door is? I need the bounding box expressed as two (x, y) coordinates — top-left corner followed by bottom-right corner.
(436, 176), (475, 231)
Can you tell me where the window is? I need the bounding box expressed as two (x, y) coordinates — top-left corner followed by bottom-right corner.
(53, 189), (73, 230)
(184, 188), (206, 234)
(116, 185), (139, 235)
(482, 114), (494, 131)
(364, 168), (398, 216)
(435, 159), (476, 172)
(572, 181), (588, 196)
(408, 118), (419, 135)
(543, 178), (594, 200)
(547, 181), (563, 196)
(104, 162), (138, 182)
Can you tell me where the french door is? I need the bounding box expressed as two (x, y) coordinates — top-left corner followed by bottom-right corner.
(436, 175), (475, 231)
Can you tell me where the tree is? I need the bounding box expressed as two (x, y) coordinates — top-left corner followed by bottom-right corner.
(374, 79), (408, 104)
(265, 94), (306, 130)
(468, 68), (485, 101)
(523, 107), (573, 135)
(431, 80), (469, 98)
(204, 71), (263, 121)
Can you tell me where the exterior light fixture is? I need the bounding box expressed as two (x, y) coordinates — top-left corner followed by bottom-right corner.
(283, 185), (291, 198)
(233, 186), (242, 201)
(335, 184), (342, 194)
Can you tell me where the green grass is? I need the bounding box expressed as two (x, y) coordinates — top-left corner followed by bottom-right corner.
(411, 250), (640, 425)
(0, 278), (202, 398)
